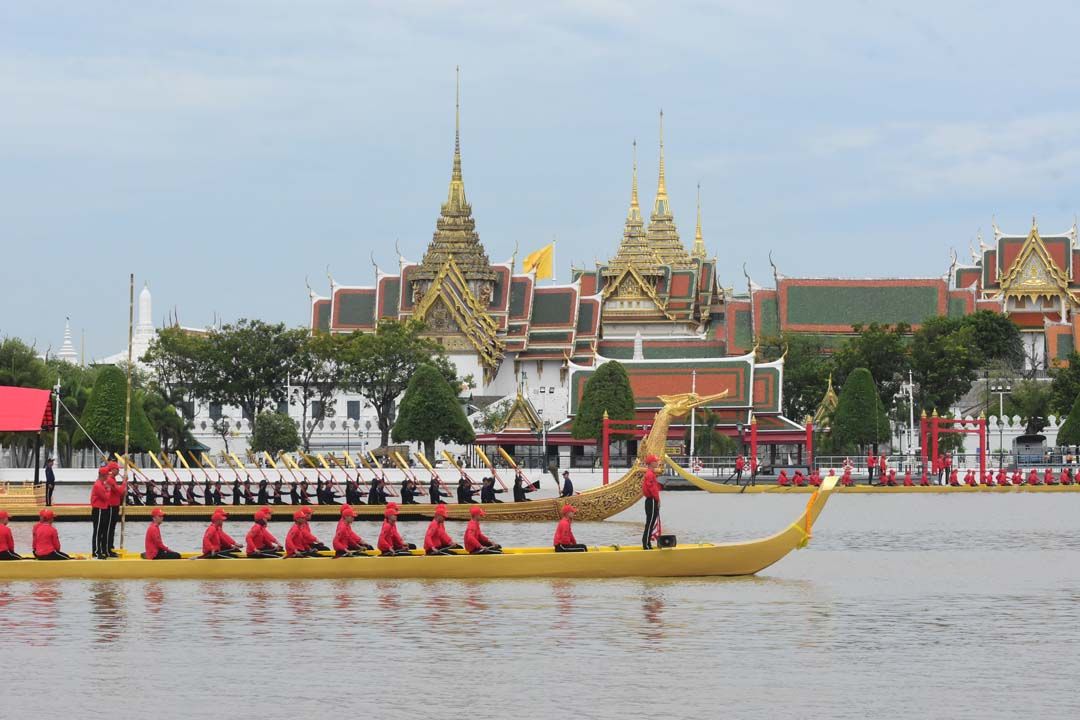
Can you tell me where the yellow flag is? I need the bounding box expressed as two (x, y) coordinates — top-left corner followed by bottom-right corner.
(523, 242), (554, 280)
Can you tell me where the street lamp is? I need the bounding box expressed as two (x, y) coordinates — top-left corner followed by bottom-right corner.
(990, 383), (1011, 468)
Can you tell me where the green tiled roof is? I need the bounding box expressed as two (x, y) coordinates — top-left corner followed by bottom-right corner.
(948, 296), (968, 318)
(758, 296), (779, 336)
(337, 292), (376, 326)
(509, 279), (529, 318)
(733, 309), (753, 349)
(531, 291), (574, 326)
(316, 302), (330, 332)
(784, 285), (938, 327)
(576, 301), (595, 333)
(380, 278), (400, 318)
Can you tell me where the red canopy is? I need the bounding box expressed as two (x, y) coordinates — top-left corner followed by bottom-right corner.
(0, 386), (54, 432)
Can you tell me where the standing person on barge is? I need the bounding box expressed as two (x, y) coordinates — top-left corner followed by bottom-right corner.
(642, 454), (662, 550)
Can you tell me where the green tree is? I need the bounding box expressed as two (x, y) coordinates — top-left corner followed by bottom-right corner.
(249, 411), (300, 456)
(831, 367), (890, 453)
(961, 311), (1024, 369)
(1004, 380), (1053, 436)
(1055, 393), (1080, 445)
(339, 320), (457, 447)
(141, 325), (207, 412)
(833, 323), (910, 405)
(910, 317), (979, 413)
(1049, 352), (1080, 415)
(572, 360), (636, 444)
(141, 387), (193, 455)
(43, 359), (100, 466)
(196, 319), (300, 429)
(758, 333), (834, 422)
(76, 366), (160, 455)
(287, 330), (343, 451)
(391, 364), (475, 462)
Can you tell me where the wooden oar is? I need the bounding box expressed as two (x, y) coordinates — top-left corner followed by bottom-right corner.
(365, 452), (399, 497)
(262, 451), (286, 483)
(497, 447), (539, 491)
(475, 447), (510, 491)
(201, 452), (229, 484)
(413, 452), (452, 493)
(175, 450), (198, 483)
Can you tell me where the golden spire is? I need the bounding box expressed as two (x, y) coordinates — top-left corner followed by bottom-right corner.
(645, 109), (692, 267)
(654, 109), (668, 215)
(692, 182), (706, 258)
(628, 139), (641, 223)
(447, 65), (465, 206)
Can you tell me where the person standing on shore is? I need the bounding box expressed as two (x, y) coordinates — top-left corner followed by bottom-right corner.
(642, 454), (662, 550)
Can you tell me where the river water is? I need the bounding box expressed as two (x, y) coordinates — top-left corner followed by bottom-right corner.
(1, 493), (1077, 720)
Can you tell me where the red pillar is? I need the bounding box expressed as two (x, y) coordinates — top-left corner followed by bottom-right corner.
(805, 419), (814, 471)
(930, 412), (939, 483)
(919, 411), (928, 484)
(750, 415), (758, 476)
(602, 411), (610, 486)
(979, 415), (987, 481)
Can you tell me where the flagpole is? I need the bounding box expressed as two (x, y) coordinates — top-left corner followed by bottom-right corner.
(120, 273), (134, 551)
(552, 237), (557, 285)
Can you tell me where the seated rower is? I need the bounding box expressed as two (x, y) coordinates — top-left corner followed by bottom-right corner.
(464, 506), (501, 554)
(512, 471), (536, 502)
(33, 509), (71, 560)
(884, 469), (897, 486)
(554, 504), (586, 552)
(299, 480), (313, 505)
(257, 478), (269, 505)
(424, 504), (461, 555)
(840, 467), (854, 487)
(1010, 469), (1022, 486)
(777, 470), (791, 487)
(792, 470), (806, 487)
(367, 476), (389, 505)
(0, 510), (22, 560)
(246, 507), (282, 558)
(145, 508), (181, 559)
(948, 469), (960, 486)
(171, 480), (184, 505)
(480, 476), (505, 504)
(964, 470), (977, 487)
(429, 476), (451, 505)
(285, 511), (321, 558)
(231, 478), (242, 505)
(808, 470), (822, 487)
(996, 469), (1008, 486)
(1063, 468), (1075, 486)
(902, 470), (913, 487)
(333, 505), (372, 557)
(919, 470), (930, 486)
(185, 479), (201, 505)
(1026, 468), (1040, 485)
(457, 476), (478, 504)
(201, 509), (241, 558)
(378, 504), (413, 557)
(299, 506), (330, 551)
(289, 481), (301, 505)
(400, 477), (420, 505)
(1045, 467), (1057, 486)
(344, 478), (362, 505)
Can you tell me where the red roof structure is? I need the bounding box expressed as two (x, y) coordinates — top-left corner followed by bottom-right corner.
(0, 386), (54, 433)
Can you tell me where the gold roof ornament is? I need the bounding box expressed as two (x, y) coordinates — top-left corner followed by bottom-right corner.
(645, 110), (693, 268)
(498, 388), (544, 433)
(604, 140), (658, 275)
(996, 220), (1077, 304)
(413, 66), (496, 284)
(692, 182), (706, 259)
(812, 373), (839, 428)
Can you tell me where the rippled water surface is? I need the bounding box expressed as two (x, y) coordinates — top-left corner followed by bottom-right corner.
(2, 493), (1078, 720)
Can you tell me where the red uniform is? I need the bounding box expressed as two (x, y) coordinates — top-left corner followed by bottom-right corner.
(841, 468), (853, 487)
(902, 470), (913, 487)
(202, 525), (237, 554)
(245, 523), (279, 555)
(777, 470), (791, 486)
(792, 471), (805, 487)
(879, 455), (887, 473)
(32, 522), (61, 556)
(285, 524), (312, 556)
(1045, 468), (1056, 485)
(1027, 469), (1040, 485)
(964, 470), (976, 487)
(144, 524), (172, 560)
(1063, 469), (1075, 486)
(885, 469), (896, 486)
(90, 479), (111, 509)
(377, 520), (407, 553)
(108, 477), (127, 507)
(423, 520), (454, 553)
(995, 470), (1006, 486)
(949, 469), (959, 486)
(0, 524), (15, 553)
(333, 519), (364, 552)
(735, 456), (745, 472)
(642, 468), (661, 500)
(808, 471), (821, 487)
(553, 517), (576, 546)
(464, 519), (492, 553)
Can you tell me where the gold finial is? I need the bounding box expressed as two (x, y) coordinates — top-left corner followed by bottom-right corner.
(631, 139), (639, 211)
(920, 409), (927, 419)
(931, 409), (939, 418)
(692, 181), (706, 258)
(1032, 214), (1038, 232)
(603, 409), (609, 419)
(656, 109), (667, 200)
(453, 65), (462, 182)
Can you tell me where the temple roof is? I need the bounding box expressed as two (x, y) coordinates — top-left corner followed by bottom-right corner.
(413, 69), (496, 283)
(605, 140), (664, 274)
(645, 111), (693, 268)
(691, 183), (706, 259)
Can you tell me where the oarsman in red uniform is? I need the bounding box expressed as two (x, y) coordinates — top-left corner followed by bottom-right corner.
(727, 455), (745, 485)
(642, 454), (661, 550)
(948, 468), (960, 486)
(840, 466), (854, 487)
(1044, 468), (1056, 486)
(297, 506), (329, 552)
(1009, 469), (1022, 486)
(0, 510), (21, 560)
(105, 462), (126, 558)
(554, 504), (586, 552)
(464, 506), (501, 554)
(866, 450), (876, 484)
(144, 508), (180, 559)
(749, 456), (759, 486)
(777, 470), (791, 487)
(285, 510), (321, 558)
(246, 507), (282, 558)
(878, 454), (887, 483)
(919, 467), (931, 486)
(332, 505), (372, 557)
(423, 504), (460, 556)
(963, 470), (976, 487)
(90, 466), (113, 559)
(943, 454), (953, 485)
(201, 509), (241, 558)
(995, 469), (1007, 486)
(808, 469), (822, 487)
(792, 470), (806, 487)
(902, 469), (914, 487)
(1026, 468), (1040, 486)
(1062, 468), (1075, 486)
(32, 509), (70, 560)
(377, 504), (412, 556)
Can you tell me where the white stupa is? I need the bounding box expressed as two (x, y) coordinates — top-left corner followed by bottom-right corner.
(56, 317), (79, 364)
(101, 282), (157, 366)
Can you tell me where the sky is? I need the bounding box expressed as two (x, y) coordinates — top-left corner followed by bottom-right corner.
(5, 1), (1080, 360)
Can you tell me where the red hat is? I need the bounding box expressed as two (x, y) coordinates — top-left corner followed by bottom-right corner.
(293, 510), (307, 521)
(645, 454), (660, 465)
(260, 506), (272, 516)
(98, 465), (110, 476)
(469, 506), (485, 518)
(39, 508), (55, 521)
(0, 510), (9, 521)
(434, 504), (448, 518)
(340, 505), (355, 517)
(254, 508), (270, 521)
(384, 505), (399, 517)
(561, 504), (577, 516)
(301, 506), (314, 517)
(211, 508), (228, 520)
(150, 508), (166, 518)
(105, 461), (120, 474)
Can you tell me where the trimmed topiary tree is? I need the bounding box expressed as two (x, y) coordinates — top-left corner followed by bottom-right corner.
(249, 410), (300, 456)
(392, 363), (475, 462)
(76, 365), (160, 454)
(1056, 393), (1080, 446)
(572, 360), (636, 445)
(831, 367), (890, 453)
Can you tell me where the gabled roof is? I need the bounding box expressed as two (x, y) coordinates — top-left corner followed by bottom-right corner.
(0, 386), (54, 432)
(997, 223), (1076, 303)
(497, 391), (543, 433)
